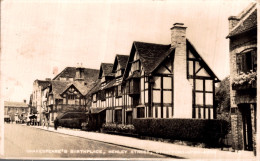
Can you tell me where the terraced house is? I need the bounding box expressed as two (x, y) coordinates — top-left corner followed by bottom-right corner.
(88, 23), (220, 125)
(227, 3), (257, 154)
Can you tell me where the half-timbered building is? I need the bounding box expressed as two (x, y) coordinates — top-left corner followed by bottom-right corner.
(43, 66), (99, 125)
(88, 23), (220, 126)
(122, 23), (219, 122)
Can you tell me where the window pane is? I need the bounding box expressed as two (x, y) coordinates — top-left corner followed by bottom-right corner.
(196, 79), (203, 91)
(141, 78), (144, 90)
(153, 90), (160, 103)
(195, 92), (203, 105)
(195, 108), (199, 118)
(205, 108), (208, 119)
(145, 90), (148, 103)
(163, 77), (172, 89)
(210, 108), (214, 119)
(163, 91), (172, 103)
(206, 93), (213, 105)
(205, 80), (213, 92)
(141, 91), (144, 104)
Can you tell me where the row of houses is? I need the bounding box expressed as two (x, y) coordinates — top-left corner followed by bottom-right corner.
(30, 23), (219, 126)
(88, 23), (220, 126)
(29, 2), (257, 154)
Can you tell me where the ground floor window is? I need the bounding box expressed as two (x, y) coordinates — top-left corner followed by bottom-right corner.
(137, 107), (145, 118)
(115, 109), (122, 124)
(126, 111), (132, 124)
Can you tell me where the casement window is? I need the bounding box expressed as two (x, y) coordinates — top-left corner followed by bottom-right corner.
(194, 79), (214, 119)
(115, 85), (122, 97)
(129, 79), (140, 95)
(236, 49), (257, 73)
(68, 94), (75, 105)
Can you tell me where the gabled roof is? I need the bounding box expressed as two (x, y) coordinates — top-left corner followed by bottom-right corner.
(134, 41), (171, 73)
(34, 80), (50, 89)
(227, 3), (257, 38)
(187, 39), (220, 82)
(60, 81), (91, 96)
(112, 55), (129, 71)
(86, 79), (102, 96)
(103, 79), (117, 89)
(98, 63), (115, 78)
(49, 81), (71, 99)
(4, 101), (28, 108)
(151, 48), (175, 74)
(52, 67), (99, 81)
(123, 40), (219, 82)
(123, 41), (171, 79)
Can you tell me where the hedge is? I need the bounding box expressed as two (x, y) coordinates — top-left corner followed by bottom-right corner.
(102, 123), (136, 134)
(133, 118), (229, 146)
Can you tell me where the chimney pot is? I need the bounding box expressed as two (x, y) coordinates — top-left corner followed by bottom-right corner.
(174, 23), (184, 27)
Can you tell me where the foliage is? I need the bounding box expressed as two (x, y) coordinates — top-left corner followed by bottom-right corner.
(215, 76), (230, 112)
(102, 123), (136, 134)
(133, 118), (229, 147)
(233, 70), (256, 85)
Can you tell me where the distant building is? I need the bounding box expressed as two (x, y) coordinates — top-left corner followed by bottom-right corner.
(42, 66), (99, 125)
(227, 3), (257, 154)
(4, 100), (29, 123)
(31, 79), (51, 124)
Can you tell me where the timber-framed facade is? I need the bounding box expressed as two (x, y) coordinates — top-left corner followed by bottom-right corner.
(88, 23), (220, 125)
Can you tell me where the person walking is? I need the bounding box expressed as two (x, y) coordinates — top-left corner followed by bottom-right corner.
(54, 117), (59, 130)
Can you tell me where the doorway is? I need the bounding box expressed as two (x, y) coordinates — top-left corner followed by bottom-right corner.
(240, 104), (253, 151)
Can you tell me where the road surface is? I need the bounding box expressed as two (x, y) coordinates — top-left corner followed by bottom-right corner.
(4, 124), (166, 159)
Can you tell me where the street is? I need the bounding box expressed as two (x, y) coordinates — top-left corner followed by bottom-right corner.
(4, 124), (165, 159)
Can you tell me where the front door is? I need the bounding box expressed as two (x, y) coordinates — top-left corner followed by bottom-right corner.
(241, 104), (253, 151)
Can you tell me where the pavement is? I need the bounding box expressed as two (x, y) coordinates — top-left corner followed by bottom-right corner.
(28, 125), (257, 160)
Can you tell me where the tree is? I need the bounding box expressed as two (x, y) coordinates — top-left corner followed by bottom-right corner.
(215, 76), (230, 113)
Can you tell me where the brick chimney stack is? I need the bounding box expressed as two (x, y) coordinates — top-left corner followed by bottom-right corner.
(171, 23), (192, 118)
(75, 63), (84, 83)
(171, 23), (187, 79)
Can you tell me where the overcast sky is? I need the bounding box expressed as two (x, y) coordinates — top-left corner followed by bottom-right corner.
(1, 0), (255, 102)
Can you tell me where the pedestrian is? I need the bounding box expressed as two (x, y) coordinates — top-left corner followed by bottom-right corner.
(54, 117), (59, 130)
(47, 118), (50, 129)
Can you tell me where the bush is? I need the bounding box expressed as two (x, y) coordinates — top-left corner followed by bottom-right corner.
(133, 118), (229, 146)
(102, 123), (136, 134)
